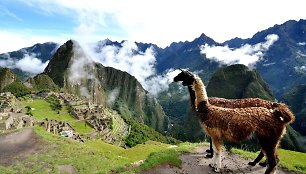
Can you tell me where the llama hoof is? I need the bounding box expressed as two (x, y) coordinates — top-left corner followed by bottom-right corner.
(259, 162), (267, 167)
(209, 163), (216, 168)
(206, 154), (213, 158)
(248, 161), (256, 166)
(206, 149), (213, 153)
(213, 167), (220, 173)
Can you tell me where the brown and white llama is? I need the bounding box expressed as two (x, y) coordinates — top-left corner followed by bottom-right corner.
(173, 69), (293, 166)
(175, 71), (295, 174)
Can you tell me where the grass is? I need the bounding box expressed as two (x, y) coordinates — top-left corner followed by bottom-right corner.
(133, 148), (181, 173)
(0, 127), (174, 174)
(232, 148), (306, 174)
(122, 142), (208, 173)
(68, 121), (94, 136)
(20, 99), (75, 121)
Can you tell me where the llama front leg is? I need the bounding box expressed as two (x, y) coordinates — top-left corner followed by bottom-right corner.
(206, 137), (213, 158)
(209, 137), (222, 173)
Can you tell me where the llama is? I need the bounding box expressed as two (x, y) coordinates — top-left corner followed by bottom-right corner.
(174, 69), (292, 166)
(175, 71), (294, 174)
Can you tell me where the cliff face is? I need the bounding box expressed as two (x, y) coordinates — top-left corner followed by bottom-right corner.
(0, 68), (19, 91)
(43, 40), (168, 132)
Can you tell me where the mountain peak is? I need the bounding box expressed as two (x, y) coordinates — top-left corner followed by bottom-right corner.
(44, 40), (75, 87)
(193, 33), (217, 46)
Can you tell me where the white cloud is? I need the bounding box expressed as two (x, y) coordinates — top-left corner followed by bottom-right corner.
(0, 30), (65, 54)
(15, 54), (49, 74)
(200, 34), (279, 66)
(298, 42), (306, 46)
(69, 41), (179, 96)
(0, 52), (49, 76)
(107, 88), (120, 106)
(144, 69), (181, 96)
(68, 42), (95, 83)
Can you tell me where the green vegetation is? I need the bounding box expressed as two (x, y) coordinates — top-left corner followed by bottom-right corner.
(2, 81), (31, 97)
(27, 73), (59, 92)
(232, 148), (306, 174)
(206, 64), (274, 101)
(20, 99), (75, 121)
(121, 115), (181, 147)
(283, 84), (306, 137)
(133, 149), (181, 173)
(0, 67), (20, 91)
(0, 127), (172, 174)
(69, 121), (94, 136)
(124, 142), (208, 173)
(46, 95), (62, 113)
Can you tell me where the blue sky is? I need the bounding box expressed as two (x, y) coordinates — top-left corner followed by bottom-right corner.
(0, 0), (306, 53)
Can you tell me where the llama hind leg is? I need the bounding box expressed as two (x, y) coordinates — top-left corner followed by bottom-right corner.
(259, 138), (279, 174)
(248, 151), (265, 166)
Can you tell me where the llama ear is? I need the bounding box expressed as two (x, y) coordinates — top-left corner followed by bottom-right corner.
(178, 68), (184, 72)
(186, 70), (194, 77)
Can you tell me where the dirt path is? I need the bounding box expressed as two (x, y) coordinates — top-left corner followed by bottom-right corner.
(141, 147), (298, 174)
(0, 128), (44, 166)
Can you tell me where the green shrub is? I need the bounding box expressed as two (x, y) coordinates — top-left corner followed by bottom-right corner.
(2, 81), (31, 97)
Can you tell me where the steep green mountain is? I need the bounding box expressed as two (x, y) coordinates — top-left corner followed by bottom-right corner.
(44, 40), (168, 132)
(0, 67), (31, 97)
(0, 67), (19, 91)
(283, 84), (306, 136)
(206, 64), (274, 101)
(26, 74), (60, 92)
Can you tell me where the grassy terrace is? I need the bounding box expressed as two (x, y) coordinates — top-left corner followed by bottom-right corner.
(20, 99), (75, 121)
(20, 99), (95, 136)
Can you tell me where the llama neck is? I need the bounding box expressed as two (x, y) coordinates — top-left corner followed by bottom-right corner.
(187, 86), (196, 109)
(193, 75), (208, 105)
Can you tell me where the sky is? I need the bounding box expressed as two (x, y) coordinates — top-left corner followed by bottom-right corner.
(1, 0), (306, 53)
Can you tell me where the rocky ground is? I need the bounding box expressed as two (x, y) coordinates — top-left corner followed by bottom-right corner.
(0, 128), (44, 166)
(141, 147), (298, 174)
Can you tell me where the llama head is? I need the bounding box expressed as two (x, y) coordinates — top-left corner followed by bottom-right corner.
(173, 68), (195, 86)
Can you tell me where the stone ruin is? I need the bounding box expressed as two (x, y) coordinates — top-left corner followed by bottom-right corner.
(0, 92), (36, 131)
(40, 118), (84, 143)
(39, 92), (129, 146)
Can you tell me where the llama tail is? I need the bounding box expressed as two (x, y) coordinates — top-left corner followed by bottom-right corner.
(273, 105), (295, 124)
